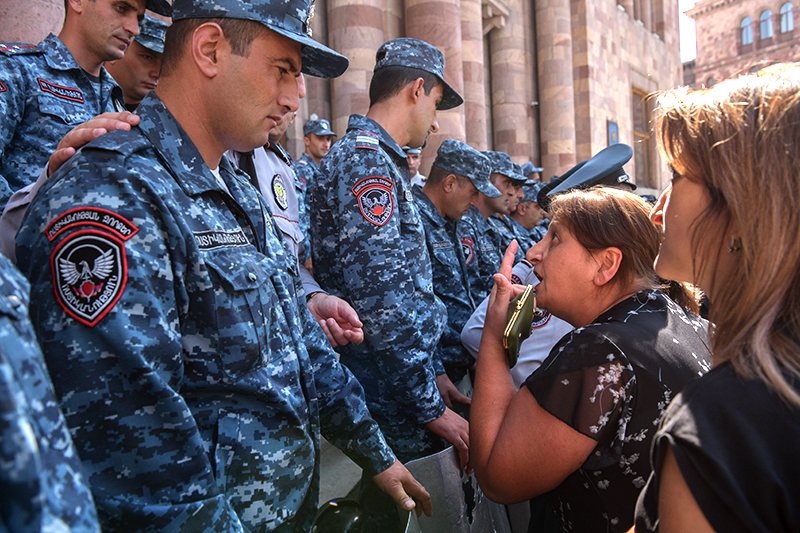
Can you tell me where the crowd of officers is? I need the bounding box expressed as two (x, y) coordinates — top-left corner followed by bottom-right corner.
(0, 0), (637, 531)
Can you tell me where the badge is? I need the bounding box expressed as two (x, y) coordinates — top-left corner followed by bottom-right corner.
(0, 81), (6, 92)
(51, 230), (127, 327)
(37, 78), (84, 103)
(461, 236), (474, 265)
(530, 308), (552, 330)
(352, 176), (395, 226)
(272, 173), (289, 211)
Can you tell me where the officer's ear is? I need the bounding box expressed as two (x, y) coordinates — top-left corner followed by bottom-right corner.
(443, 174), (458, 192)
(192, 22), (226, 78)
(409, 78), (426, 104)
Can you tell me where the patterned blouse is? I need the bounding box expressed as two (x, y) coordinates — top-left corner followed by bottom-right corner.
(524, 290), (712, 532)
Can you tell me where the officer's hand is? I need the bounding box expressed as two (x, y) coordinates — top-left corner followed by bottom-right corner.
(49, 112), (140, 176)
(372, 460), (433, 517)
(425, 408), (470, 471)
(304, 256), (313, 277)
(436, 374), (471, 409)
(306, 293), (364, 347)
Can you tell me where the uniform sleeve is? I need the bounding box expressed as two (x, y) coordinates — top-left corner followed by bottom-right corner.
(15, 154), (247, 532)
(319, 149), (445, 424)
(298, 291), (397, 476)
(0, 57), (28, 206)
(525, 328), (633, 441)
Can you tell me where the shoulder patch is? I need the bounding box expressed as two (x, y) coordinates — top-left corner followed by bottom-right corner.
(0, 81), (5, 92)
(355, 130), (380, 151)
(272, 173), (289, 211)
(37, 78), (84, 103)
(352, 176), (395, 226)
(460, 236), (474, 265)
(45, 207), (139, 242)
(0, 43), (42, 56)
(51, 229), (128, 327)
(531, 307), (552, 330)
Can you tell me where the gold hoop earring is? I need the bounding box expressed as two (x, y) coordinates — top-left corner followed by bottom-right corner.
(727, 235), (742, 253)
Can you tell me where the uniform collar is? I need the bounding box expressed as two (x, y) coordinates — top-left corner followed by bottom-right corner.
(40, 33), (124, 102)
(346, 114), (407, 161)
(266, 140), (293, 165)
(412, 185), (447, 228)
(136, 93), (234, 197)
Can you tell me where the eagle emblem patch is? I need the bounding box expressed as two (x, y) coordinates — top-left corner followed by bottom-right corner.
(353, 176), (394, 226)
(531, 307), (552, 329)
(51, 230), (127, 327)
(272, 173), (289, 211)
(461, 236), (475, 265)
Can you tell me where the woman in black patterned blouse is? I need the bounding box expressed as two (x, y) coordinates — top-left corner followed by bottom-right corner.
(471, 187), (712, 532)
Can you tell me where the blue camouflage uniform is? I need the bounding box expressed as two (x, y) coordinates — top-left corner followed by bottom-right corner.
(459, 207), (503, 306)
(293, 152), (316, 261)
(0, 253), (100, 533)
(16, 93), (395, 533)
(310, 114), (448, 461)
(413, 186), (476, 383)
(0, 34), (124, 208)
(488, 213), (529, 263)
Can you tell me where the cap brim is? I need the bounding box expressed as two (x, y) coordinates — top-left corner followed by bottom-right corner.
(146, 0), (172, 16)
(475, 179), (501, 198)
(269, 25), (349, 79)
(548, 145), (633, 197)
(438, 79), (463, 110)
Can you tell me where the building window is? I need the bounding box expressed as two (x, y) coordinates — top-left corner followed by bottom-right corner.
(761, 10), (774, 38)
(741, 16), (754, 44)
(781, 3), (794, 32)
(632, 89), (654, 189)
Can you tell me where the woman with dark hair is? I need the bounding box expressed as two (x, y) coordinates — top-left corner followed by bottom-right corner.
(470, 187), (712, 532)
(635, 63), (800, 532)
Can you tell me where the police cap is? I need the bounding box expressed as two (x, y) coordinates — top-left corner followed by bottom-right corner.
(171, 0), (350, 79)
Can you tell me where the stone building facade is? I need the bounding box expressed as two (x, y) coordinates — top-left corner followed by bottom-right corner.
(686, 0), (799, 88)
(1, 0), (682, 190)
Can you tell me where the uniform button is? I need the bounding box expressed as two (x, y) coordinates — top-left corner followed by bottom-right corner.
(248, 272), (258, 282)
(7, 295), (22, 309)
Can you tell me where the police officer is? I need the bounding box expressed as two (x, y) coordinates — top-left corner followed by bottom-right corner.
(231, 113), (364, 348)
(506, 181), (545, 250)
(105, 14), (170, 111)
(15, 0), (431, 529)
(405, 145), (427, 187)
(459, 151), (518, 304)
(309, 37), (467, 530)
(413, 139), (500, 406)
(486, 158), (529, 263)
(0, 253), (101, 533)
(0, 0), (171, 209)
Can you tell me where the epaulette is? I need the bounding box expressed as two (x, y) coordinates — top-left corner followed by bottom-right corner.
(85, 128), (151, 157)
(0, 43), (42, 56)
(355, 130), (380, 151)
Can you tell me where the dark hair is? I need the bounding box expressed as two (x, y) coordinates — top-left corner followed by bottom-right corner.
(549, 187), (661, 291)
(160, 17), (266, 77)
(369, 66), (440, 107)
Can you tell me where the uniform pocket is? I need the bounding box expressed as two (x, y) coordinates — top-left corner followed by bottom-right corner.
(202, 246), (282, 379)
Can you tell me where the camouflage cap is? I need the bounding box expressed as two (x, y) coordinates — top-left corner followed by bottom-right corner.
(521, 161), (543, 177)
(373, 38), (463, 110)
(483, 151), (526, 184)
(171, 0), (350, 79)
(520, 181), (543, 203)
(145, 0), (172, 16)
(433, 139), (500, 198)
(303, 119), (336, 137)
(135, 14), (169, 54)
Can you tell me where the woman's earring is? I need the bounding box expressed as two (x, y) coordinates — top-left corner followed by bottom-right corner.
(727, 235), (742, 253)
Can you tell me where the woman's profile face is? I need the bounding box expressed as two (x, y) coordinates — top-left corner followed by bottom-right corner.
(650, 172), (713, 289)
(527, 219), (601, 325)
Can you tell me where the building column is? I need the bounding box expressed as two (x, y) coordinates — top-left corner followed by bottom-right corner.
(0, 0), (62, 44)
(487, 0), (531, 162)
(405, 0), (467, 171)
(461, 0), (488, 150)
(535, 0), (577, 179)
(327, 0), (386, 136)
